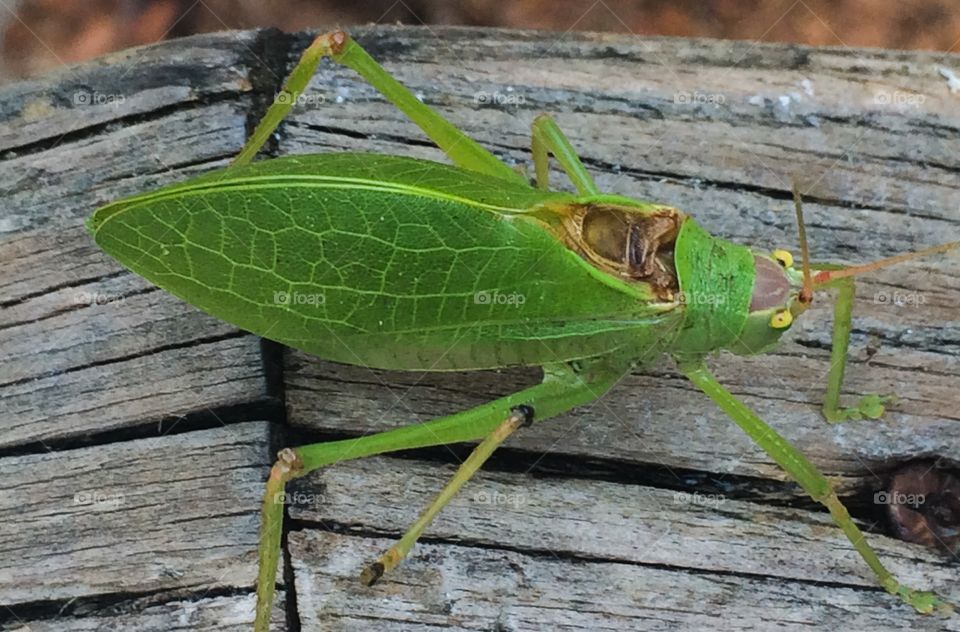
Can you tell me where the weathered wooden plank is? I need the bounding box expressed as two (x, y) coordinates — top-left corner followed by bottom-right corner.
(288, 456), (956, 593)
(0, 31), (274, 447)
(0, 29), (299, 630)
(1, 23), (957, 632)
(290, 531), (960, 631)
(1, 329), (264, 449)
(0, 423), (271, 605)
(0, 32), (258, 153)
(4, 593), (287, 632)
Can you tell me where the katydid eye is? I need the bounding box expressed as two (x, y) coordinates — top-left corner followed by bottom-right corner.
(770, 310), (793, 329)
(772, 249), (794, 268)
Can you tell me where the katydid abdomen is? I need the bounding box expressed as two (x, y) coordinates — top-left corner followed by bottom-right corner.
(88, 152), (687, 371)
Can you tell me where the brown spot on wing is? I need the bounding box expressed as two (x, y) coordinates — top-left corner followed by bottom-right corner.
(538, 202), (685, 299)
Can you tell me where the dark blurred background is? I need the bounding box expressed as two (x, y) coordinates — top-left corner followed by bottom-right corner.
(2, 0), (958, 82)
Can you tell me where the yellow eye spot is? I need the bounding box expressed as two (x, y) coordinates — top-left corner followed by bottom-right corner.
(772, 249), (794, 268)
(770, 310), (793, 329)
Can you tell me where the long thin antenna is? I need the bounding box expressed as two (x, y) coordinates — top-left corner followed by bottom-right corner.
(792, 183), (814, 304)
(813, 241), (960, 286)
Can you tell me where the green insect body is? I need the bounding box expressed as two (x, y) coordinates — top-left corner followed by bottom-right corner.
(86, 29), (957, 632)
(89, 153), (779, 371)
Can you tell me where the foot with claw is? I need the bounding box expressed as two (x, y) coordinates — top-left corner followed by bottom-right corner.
(824, 393), (898, 423)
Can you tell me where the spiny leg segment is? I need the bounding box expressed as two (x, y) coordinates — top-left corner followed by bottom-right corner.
(360, 404), (535, 586)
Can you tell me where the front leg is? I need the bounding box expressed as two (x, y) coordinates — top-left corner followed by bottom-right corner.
(818, 269), (896, 422)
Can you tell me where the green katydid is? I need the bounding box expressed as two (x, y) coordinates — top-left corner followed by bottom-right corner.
(85, 30), (959, 631)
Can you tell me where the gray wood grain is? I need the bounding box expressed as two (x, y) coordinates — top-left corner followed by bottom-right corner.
(0, 24), (958, 632)
(0, 29), (290, 631)
(289, 456), (956, 591)
(6, 593), (287, 632)
(0, 423), (285, 629)
(0, 30), (272, 448)
(291, 531), (959, 632)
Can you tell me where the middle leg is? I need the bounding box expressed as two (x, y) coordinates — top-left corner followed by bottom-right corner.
(531, 113), (600, 194)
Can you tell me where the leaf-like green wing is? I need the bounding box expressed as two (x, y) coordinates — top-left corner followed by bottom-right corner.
(89, 153), (682, 370)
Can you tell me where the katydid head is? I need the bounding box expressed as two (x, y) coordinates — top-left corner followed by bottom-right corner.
(725, 250), (807, 355)
(728, 186), (958, 356)
(726, 187), (813, 355)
